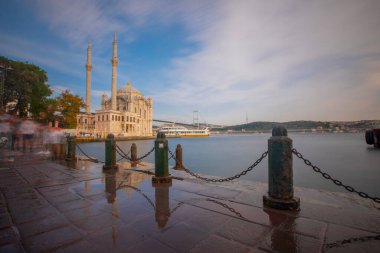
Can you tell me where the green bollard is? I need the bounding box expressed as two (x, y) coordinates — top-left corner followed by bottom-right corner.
(66, 136), (76, 161)
(152, 133), (172, 184)
(263, 126), (300, 210)
(103, 134), (118, 170)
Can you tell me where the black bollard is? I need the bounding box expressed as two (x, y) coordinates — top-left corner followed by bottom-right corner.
(131, 143), (137, 167)
(263, 126), (300, 210)
(66, 136), (76, 161)
(173, 144), (185, 170)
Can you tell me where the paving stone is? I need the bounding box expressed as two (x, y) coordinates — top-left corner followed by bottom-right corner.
(129, 213), (180, 236)
(11, 206), (57, 225)
(0, 243), (25, 253)
(0, 227), (20, 246)
(63, 205), (106, 222)
(23, 226), (82, 253)
(170, 203), (230, 232)
(86, 224), (144, 252)
(126, 238), (177, 253)
(258, 228), (323, 253)
(18, 214), (68, 238)
(73, 214), (121, 233)
(154, 221), (211, 252)
(216, 218), (270, 247)
(278, 216), (327, 239)
(323, 223), (380, 253)
(189, 234), (253, 253)
(54, 199), (92, 212)
(50, 239), (97, 253)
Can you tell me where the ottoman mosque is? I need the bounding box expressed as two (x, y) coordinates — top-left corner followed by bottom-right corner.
(76, 33), (153, 137)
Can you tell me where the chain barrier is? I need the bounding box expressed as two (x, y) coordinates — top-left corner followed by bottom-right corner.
(292, 148), (380, 203)
(135, 146), (155, 161)
(168, 148), (268, 182)
(115, 144), (131, 162)
(324, 234), (380, 251)
(75, 143), (104, 163)
(206, 198), (245, 219)
(114, 144), (155, 163)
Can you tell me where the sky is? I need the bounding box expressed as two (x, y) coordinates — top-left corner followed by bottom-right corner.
(0, 0), (379, 125)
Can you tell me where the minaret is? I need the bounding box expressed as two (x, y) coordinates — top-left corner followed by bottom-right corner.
(111, 32), (118, 111)
(85, 39), (93, 114)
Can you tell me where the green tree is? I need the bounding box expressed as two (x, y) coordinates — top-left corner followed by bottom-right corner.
(56, 90), (85, 128)
(0, 56), (51, 119)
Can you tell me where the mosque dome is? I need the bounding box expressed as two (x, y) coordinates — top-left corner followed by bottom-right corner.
(117, 81), (142, 96)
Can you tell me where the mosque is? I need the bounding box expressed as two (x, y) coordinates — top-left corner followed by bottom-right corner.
(76, 33), (153, 138)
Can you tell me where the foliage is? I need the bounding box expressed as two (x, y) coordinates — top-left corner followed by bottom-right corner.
(0, 56), (51, 119)
(55, 90), (85, 128)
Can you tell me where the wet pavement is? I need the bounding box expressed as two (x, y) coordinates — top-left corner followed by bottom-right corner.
(0, 149), (379, 253)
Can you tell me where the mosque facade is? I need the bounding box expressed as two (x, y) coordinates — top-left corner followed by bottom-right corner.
(76, 34), (153, 138)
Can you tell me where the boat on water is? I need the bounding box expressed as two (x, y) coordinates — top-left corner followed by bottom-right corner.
(158, 125), (210, 138)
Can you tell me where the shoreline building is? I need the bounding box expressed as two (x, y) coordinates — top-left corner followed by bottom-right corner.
(76, 34), (153, 137)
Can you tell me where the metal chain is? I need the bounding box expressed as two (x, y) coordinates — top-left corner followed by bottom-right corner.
(135, 146), (155, 161)
(115, 144), (132, 161)
(168, 148), (268, 182)
(206, 198), (244, 219)
(324, 234), (380, 251)
(75, 143), (104, 163)
(292, 148), (380, 203)
(115, 144), (154, 163)
(117, 183), (156, 210)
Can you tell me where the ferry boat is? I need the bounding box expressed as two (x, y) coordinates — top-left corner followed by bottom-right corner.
(158, 125), (210, 138)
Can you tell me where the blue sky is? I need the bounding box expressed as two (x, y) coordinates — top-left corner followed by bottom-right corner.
(0, 0), (379, 125)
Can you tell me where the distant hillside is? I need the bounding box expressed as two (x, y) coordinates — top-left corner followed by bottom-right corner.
(217, 120), (380, 132)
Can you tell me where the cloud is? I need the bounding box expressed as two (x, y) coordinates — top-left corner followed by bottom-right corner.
(151, 0), (380, 123)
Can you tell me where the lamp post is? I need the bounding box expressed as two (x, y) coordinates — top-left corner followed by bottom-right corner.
(0, 64), (13, 112)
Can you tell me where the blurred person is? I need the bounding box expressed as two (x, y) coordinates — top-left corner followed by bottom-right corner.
(19, 117), (38, 152)
(10, 117), (21, 150)
(0, 113), (13, 149)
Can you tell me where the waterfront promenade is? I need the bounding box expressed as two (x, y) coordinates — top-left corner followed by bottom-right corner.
(0, 149), (379, 252)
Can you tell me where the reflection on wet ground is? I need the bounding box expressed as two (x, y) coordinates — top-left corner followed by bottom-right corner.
(0, 151), (380, 252)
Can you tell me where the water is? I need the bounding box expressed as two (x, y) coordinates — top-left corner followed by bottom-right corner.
(77, 133), (380, 196)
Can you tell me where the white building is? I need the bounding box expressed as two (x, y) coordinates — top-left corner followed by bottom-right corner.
(76, 34), (153, 138)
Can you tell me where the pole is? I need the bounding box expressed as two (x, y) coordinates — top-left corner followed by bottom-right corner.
(263, 126), (300, 210)
(152, 133), (172, 184)
(103, 134), (118, 170)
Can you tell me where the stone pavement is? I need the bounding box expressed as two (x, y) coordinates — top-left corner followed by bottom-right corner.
(0, 150), (379, 253)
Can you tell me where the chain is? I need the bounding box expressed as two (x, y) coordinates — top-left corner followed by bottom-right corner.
(75, 143), (104, 163)
(168, 148), (268, 182)
(135, 146), (155, 161)
(206, 198), (245, 219)
(115, 144), (132, 161)
(117, 183), (156, 210)
(292, 148), (380, 203)
(115, 144), (154, 163)
(324, 234), (380, 251)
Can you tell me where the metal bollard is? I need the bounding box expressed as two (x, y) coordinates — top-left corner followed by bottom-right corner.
(66, 136), (76, 161)
(152, 133), (172, 184)
(366, 129), (380, 148)
(173, 144), (185, 170)
(103, 134), (118, 170)
(263, 126), (300, 210)
(131, 143), (137, 167)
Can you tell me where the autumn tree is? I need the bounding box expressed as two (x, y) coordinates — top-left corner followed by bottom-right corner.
(0, 56), (51, 118)
(55, 90), (85, 128)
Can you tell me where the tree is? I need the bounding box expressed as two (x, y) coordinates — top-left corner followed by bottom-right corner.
(0, 56), (51, 119)
(55, 90), (85, 128)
